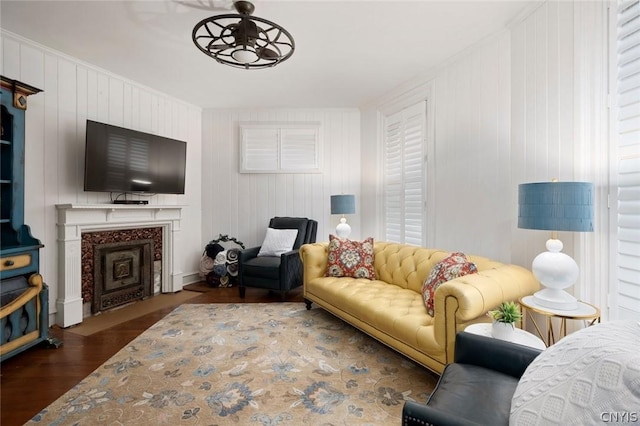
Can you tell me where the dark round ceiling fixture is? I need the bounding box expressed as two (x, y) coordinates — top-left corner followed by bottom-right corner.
(192, 0), (295, 70)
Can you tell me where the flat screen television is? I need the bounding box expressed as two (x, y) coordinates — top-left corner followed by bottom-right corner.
(84, 120), (187, 195)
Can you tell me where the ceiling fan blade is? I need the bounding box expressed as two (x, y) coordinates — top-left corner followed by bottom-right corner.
(257, 47), (279, 60)
(208, 44), (232, 50)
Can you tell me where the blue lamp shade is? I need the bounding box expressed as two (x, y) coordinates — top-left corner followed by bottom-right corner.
(518, 182), (594, 232)
(331, 194), (355, 215)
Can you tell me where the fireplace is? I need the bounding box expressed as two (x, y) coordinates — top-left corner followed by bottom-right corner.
(56, 204), (184, 328)
(92, 239), (154, 313)
(81, 227), (162, 315)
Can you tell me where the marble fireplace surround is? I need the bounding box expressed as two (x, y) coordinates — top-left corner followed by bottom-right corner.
(56, 204), (184, 328)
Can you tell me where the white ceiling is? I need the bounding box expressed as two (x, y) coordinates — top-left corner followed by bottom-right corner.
(0, 0), (538, 109)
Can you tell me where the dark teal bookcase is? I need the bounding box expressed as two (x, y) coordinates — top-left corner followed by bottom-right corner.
(0, 76), (59, 361)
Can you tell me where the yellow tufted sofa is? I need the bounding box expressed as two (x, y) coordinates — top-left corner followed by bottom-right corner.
(300, 241), (540, 374)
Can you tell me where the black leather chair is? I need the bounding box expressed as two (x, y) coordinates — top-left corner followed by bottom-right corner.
(238, 217), (318, 300)
(402, 331), (542, 426)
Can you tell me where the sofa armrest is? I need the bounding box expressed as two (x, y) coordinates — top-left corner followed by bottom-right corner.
(402, 401), (480, 426)
(433, 264), (540, 364)
(436, 264), (540, 322)
(454, 331), (541, 378)
(299, 242), (329, 286)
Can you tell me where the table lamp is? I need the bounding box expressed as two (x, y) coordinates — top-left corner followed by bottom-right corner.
(518, 181), (594, 310)
(330, 194), (355, 238)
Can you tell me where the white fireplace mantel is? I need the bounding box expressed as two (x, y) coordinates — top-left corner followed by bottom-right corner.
(55, 204), (184, 327)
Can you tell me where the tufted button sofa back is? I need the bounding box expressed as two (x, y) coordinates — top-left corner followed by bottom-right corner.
(373, 242), (505, 293)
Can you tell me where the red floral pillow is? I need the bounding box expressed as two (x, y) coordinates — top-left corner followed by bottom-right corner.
(325, 235), (376, 280)
(421, 252), (477, 316)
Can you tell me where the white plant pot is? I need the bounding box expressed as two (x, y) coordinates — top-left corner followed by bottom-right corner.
(492, 321), (515, 341)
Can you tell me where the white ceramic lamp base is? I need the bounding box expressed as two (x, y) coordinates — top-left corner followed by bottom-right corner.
(531, 238), (579, 311)
(335, 217), (351, 238)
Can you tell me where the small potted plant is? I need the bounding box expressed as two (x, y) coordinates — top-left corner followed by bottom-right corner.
(488, 301), (523, 341)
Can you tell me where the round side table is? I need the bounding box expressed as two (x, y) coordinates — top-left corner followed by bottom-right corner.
(464, 323), (546, 350)
(519, 296), (601, 346)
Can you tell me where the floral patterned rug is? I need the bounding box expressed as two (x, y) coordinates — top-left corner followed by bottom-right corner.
(29, 303), (437, 425)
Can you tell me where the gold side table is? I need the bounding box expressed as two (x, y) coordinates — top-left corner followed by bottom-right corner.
(519, 296), (601, 347)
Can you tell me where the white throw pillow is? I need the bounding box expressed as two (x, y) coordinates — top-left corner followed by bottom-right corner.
(257, 228), (299, 257)
(510, 321), (640, 426)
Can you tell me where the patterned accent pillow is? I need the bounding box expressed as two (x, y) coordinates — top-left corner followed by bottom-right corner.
(325, 235), (376, 280)
(421, 252), (478, 316)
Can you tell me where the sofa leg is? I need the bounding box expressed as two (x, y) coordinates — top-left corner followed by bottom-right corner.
(304, 299), (312, 310)
(239, 287), (246, 298)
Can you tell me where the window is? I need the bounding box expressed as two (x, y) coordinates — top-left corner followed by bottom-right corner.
(611, 0), (640, 320)
(240, 122), (321, 173)
(383, 101), (427, 246)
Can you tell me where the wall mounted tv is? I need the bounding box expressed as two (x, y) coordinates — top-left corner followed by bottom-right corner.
(84, 120), (187, 196)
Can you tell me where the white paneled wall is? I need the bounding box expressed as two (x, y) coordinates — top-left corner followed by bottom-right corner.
(1, 31), (203, 320)
(363, 31), (513, 263)
(510, 1), (609, 318)
(432, 32), (512, 261)
(363, 0), (611, 325)
(510, 1), (577, 270)
(201, 109), (360, 248)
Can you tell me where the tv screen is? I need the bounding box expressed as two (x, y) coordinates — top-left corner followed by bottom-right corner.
(84, 120), (187, 195)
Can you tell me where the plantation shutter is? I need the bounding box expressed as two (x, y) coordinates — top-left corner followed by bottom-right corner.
(384, 111), (403, 242)
(240, 123), (321, 173)
(280, 128), (319, 170)
(241, 127), (279, 171)
(383, 101), (426, 245)
(612, 0), (640, 320)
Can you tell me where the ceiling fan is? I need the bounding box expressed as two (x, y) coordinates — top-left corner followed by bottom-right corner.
(192, 0), (295, 70)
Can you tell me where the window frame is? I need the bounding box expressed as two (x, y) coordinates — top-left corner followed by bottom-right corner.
(239, 122), (322, 174)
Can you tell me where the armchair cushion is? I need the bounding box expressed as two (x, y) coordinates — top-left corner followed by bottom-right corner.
(268, 217), (314, 248)
(257, 228), (298, 257)
(241, 256), (282, 279)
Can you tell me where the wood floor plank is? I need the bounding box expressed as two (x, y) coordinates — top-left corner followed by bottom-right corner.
(0, 286), (304, 426)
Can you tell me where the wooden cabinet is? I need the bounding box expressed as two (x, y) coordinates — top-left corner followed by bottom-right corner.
(1, 76), (43, 274)
(0, 76), (56, 362)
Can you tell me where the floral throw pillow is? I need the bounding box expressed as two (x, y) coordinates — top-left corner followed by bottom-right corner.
(421, 252), (478, 317)
(325, 235), (376, 280)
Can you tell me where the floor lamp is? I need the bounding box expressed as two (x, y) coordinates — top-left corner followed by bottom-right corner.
(518, 181), (594, 311)
(330, 194), (355, 238)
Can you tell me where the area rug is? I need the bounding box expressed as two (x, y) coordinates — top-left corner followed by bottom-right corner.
(29, 303), (437, 425)
(66, 291), (202, 336)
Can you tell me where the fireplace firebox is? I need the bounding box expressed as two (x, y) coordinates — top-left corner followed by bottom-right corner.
(93, 239), (154, 313)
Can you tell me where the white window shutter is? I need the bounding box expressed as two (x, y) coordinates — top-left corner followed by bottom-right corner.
(612, 0), (640, 320)
(384, 111), (403, 243)
(403, 103), (426, 246)
(280, 128), (319, 170)
(383, 102), (426, 245)
(241, 127), (279, 171)
(240, 123), (321, 173)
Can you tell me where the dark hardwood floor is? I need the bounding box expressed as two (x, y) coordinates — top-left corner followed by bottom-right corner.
(0, 285), (304, 426)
